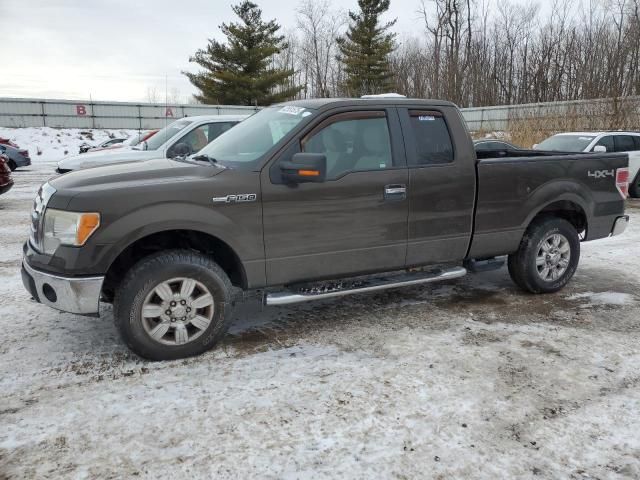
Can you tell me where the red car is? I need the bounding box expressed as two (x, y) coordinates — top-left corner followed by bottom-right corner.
(0, 153), (14, 195)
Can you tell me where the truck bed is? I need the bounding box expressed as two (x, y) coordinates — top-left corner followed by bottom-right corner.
(468, 152), (628, 259)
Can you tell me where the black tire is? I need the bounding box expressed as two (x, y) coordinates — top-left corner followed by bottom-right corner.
(114, 249), (235, 360)
(7, 160), (17, 171)
(508, 216), (580, 294)
(629, 172), (640, 198)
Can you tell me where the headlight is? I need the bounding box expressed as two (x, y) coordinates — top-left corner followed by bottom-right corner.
(42, 209), (100, 254)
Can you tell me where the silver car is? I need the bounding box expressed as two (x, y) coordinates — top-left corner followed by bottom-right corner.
(56, 115), (247, 173)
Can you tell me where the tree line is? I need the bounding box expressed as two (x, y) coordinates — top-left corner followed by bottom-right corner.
(184, 0), (640, 107)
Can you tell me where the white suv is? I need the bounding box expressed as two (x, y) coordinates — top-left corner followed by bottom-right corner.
(535, 132), (640, 197)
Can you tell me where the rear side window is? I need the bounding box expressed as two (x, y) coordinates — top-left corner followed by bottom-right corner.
(407, 110), (454, 165)
(615, 135), (636, 152)
(634, 136), (640, 149)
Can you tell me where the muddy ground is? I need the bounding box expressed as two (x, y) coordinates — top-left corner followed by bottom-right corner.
(1, 162), (639, 479)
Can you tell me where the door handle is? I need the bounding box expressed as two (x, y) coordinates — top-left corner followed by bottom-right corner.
(384, 184), (406, 201)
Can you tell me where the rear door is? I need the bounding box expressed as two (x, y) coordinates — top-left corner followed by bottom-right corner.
(398, 107), (476, 266)
(261, 108), (409, 285)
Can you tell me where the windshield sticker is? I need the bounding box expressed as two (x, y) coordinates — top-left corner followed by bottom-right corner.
(279, 106), (306, 115)
(301, 111), (312, 117)
(579, 136), (594, 141)
(418, 115), (435, 121)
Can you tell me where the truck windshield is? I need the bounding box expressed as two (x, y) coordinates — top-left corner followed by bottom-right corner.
(197, 106), (315, 167)
(139, 119), (193, 151)
(536, 135), (595, 152)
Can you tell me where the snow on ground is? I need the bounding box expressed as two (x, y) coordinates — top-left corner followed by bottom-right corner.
(1, 161), (640, 479)
(0, 127), (139, 162)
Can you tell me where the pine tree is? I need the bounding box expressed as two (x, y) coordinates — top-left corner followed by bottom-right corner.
(184, 1), (302, 105)
(337, 0), (397, 97)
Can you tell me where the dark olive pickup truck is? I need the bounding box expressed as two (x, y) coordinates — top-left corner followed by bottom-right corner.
(22, 98), (630, 360)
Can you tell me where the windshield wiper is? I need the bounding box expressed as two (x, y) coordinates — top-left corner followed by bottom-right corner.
(190, 154), (223, 167)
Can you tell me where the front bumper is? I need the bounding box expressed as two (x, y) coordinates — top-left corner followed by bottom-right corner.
(611, 215), (629, 236)
(21, 260), (104, 316)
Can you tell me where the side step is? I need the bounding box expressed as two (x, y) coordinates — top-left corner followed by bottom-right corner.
(463, 256), (506, 273)
(265, 266), (467, 306)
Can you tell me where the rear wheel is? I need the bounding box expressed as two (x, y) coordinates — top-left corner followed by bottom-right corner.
(114, 249), (235, 360)
(508, 216), (580, 293)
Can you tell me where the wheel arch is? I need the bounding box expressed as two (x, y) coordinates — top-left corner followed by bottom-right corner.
(526, 198), (589, 238)
(102, 228), (248, 301)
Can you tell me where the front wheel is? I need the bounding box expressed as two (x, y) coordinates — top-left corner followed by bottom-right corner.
(7, 160), (17, 171)
(114, 250), (234, 360)
(508, 216), (580, 293)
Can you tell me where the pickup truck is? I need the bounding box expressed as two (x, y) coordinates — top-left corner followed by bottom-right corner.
(22, 98), (630, 360)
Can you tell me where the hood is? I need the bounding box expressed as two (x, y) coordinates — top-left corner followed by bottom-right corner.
(50, 158), (225, 194)
(58, 148), (159, 170)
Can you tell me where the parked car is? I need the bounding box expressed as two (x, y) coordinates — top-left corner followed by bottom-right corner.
(0, 154), (14, 195)
(474, 139), (519, 151)
(57, 116), (246, 173)
(534, 131), (640, 197)
(23, 97), (629, 360)
(0, 144), (31, 171)
(79, 138), (126, 154)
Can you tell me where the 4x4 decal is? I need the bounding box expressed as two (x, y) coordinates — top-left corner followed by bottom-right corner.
(588, 169), (614, 179)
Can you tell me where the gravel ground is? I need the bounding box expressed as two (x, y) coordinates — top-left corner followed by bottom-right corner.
(1, 161), (640, 479)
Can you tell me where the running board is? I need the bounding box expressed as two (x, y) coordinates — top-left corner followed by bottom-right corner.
(265, 266), (467, 306)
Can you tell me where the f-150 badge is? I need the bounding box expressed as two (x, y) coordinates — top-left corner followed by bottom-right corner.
(212, 194), (257, 204)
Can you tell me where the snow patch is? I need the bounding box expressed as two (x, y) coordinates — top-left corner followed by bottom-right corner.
(0, 127), (140, 163)
(566, 291), (635, 306)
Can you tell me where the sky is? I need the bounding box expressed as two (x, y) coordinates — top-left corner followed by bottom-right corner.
(0, 0), (424, 103)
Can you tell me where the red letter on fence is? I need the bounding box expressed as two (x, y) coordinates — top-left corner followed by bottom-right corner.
(76, 105), (87, 116)
(165, 107), (174, 117)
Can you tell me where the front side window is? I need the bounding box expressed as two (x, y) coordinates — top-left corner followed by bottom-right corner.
(615, 135), (636, 152)
(594, 136), (614, 152)
(143, 119), (193, 151)
(408, 111), (454, 165)
(302, 113), (393, 179)
(174, 122), (236, 154)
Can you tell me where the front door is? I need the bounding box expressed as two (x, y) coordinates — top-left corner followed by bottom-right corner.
(261, 108), (409, 285)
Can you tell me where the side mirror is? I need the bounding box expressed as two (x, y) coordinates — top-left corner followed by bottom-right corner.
(168, 142), (192, 158)
(280, 153), (327, 183)
(593, 145), (607, 153)
(532, 143), (539, 149)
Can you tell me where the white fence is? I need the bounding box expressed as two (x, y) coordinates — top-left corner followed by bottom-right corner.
(462, 96), (640, 132)
(1, 96), (639, 131)
(0, 97), (260, 129)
